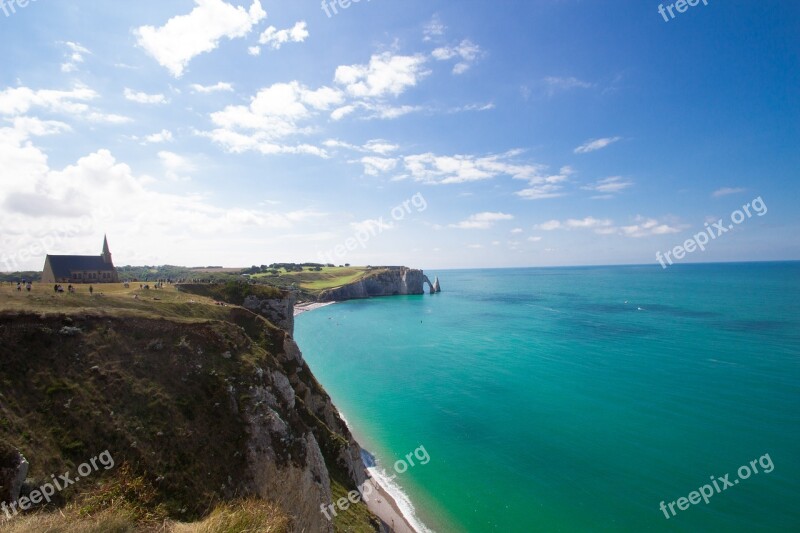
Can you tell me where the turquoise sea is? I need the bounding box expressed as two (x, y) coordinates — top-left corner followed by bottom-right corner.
(295, 263), (800, 532)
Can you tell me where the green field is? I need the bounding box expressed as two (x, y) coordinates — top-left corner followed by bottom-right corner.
(252, 266), (375, 291)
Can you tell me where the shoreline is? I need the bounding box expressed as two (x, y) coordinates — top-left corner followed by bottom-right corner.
(293, 301), (337, 316)
(295, 302), (431, 533)
(360, 476), (421, 533)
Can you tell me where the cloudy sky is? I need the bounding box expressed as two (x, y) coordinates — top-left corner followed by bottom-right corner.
(1, 0), (798, 271)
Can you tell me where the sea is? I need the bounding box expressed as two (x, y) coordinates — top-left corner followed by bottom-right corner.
(294, 263), (800, 532)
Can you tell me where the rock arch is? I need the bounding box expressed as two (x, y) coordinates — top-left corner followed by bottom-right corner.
(422, 275), (441, 294)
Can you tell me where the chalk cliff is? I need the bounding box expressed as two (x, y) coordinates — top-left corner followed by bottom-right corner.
(318, 267), (436, 302)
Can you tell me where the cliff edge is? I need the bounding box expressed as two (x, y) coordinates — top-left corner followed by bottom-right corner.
(0, 283), (384, 532)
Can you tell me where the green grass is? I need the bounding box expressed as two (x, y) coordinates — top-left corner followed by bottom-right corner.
(330, 480), (381, 533)
(5, 497), (290, 533)
(252, 267), (373, 291)
(0, 283), (231, 321)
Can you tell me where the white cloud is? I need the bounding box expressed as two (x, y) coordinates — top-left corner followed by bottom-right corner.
(543, 76), (593, 95)
(322, 139), (357, 150)
(8, 116), (72, 137)
(364, 103), (422, 120)
(61, 42), (91, 73)
(144, 129), (174, 143)
(158, 151), (195, 181)
(432, 40), (483, 74)
(248, 46), (262, 56)
(453, 102), (495, 112)
(581, 176), (633, 197)
(401, 151), (543, 185)
(202, 81), (344, 157)
(516, 183), (565, 200)
(86, 112), (133, 124)
(124, 88), (168, 104)
(329, 101), (422, 121)
(0, 85), (133, 124)
(565, 217), (614, 229)
(363, 139), (399, 155)
(536, 220), (563, 231)
(190, 82), (234, 94)
(0, 85), (96, 115)
(335, 52), (429, 99)
(712, 187), (747, 198)
(574, 136), (621, 154)
(619, 216), (682, 238)
(423, 16), (446, 41)
(326, 138), (399, 155)
(528, 236), (543, 242)
(535, 217), (614, 231)
(258, 21), (308, 50)
(359, 156), (398, 176)
(515, 165), (574, 200)
(330, 104), (356, 121)
(135, 0), (267, 77)
(535, 215), (681, 237)
(449, 212), (514, 229)
(511, 228), (523, 234)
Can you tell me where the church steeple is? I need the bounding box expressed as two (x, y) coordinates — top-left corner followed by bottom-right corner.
(102, 235), (112, 264)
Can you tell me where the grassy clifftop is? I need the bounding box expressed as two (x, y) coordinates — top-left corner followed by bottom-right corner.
(0, 283), (380, 532)
(250, 267), (396, 299)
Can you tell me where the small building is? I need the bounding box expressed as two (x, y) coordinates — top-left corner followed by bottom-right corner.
(42, 236), (119, 284)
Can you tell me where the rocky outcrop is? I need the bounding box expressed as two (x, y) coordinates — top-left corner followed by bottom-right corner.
(432, 276), (441, 293)
(0, 445), (28, 506)
(319, 267), (430, 302)
(243, 292), (296, 335)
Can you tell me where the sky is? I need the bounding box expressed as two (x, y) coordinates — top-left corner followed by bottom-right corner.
(0, 0), (798, 271)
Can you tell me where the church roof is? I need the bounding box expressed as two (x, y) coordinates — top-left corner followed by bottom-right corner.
(45, 255), (114, 279)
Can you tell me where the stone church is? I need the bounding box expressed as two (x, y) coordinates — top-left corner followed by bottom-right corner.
(42, 236), (119, 284)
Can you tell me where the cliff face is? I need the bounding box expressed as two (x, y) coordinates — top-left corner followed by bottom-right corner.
(0, 299), (378, 531)
(318, 267), (428, 302)
(242, 292), (296, 335)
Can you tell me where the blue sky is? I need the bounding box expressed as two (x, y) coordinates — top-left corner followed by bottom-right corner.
(0, 0), (797, 270)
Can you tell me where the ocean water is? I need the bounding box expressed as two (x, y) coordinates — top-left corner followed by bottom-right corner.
(294, 263), (800, 532)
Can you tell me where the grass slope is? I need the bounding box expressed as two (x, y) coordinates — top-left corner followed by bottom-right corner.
(0, 283), (379, 532)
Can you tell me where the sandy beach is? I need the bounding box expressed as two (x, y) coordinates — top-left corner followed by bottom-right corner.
(359, 476), (422, 533)
(293, 301), (337, 316)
